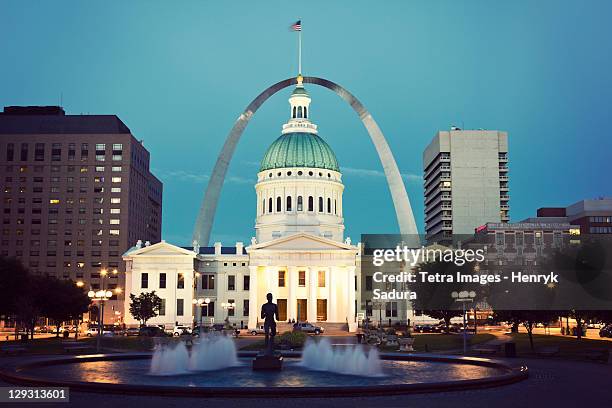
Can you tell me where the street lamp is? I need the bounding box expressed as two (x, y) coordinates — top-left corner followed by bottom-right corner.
(192, 298), (211, 327)
(221, 301), (236, 322)
(76, 281), (84, 288)
(452, 290), (476, 355)
(88, 289), (113, 352)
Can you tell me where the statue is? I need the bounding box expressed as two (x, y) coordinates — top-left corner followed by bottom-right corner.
(260, 293), (279, 355)
(252, 292), (283, 370)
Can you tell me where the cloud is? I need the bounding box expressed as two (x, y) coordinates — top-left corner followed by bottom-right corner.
(153, 169), (253, 185)
(342, 166), (422, 184)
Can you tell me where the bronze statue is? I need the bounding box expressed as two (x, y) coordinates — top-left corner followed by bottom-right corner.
(260, 292), (279, 355)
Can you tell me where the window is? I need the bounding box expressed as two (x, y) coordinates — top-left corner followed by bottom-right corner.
(495, 233), (505, 246)
(365, 275), (373, 291)
(318, 270), (325, 287)
(318, 197), (323, 212)
(243, 275), (250, 290)
(228, 299), (235, 316)
(177, 299), (184, 316)
(308, 196), (314, 211)
(286, 196), (292, 211)
(276, 197), (281, 212)
(141, 273), (148, 288)
(278, 270), (286, 287)
(110, 219), (120, 225)
(202, 274), (214, 290)
(327, 198), (331, 213)
(298, 271), (306, 287)
(159, 299), (166, 316)
(111, 177), (121, 183)
(243, 299), (249, 316)
(385, 302), (398, 318)
(297, 196), (303, 211)
(112, 166), (122, 172)
(228, 275), (235, 290)
(6, 143), (14, 161)
(110, 198), (121, 204)
(110, 209), (120, 214)
(268, 197), (272, 213)
(515, 232), (524, 247)
(111, 187), (121, 193)
(177, 273), (184, 289)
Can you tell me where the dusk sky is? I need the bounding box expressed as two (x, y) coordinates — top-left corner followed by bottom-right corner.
(2, 0), (611, 246)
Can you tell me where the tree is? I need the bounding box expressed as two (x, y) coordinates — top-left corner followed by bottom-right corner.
(0, 257), (30, 316)
(42, 278), (91, 338)
(494, 310), (559, 350)
(410, 260), (482, 333)
(129, 291), (162, 326)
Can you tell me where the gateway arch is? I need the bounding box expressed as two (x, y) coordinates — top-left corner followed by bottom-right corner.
(193, 76), (419, 245)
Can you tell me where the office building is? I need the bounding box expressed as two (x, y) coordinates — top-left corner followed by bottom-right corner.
(423, 129), (509, 242)
(0, 106), (162, 322)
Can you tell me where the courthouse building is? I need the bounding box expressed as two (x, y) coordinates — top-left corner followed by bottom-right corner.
(124, 76), (366, 331)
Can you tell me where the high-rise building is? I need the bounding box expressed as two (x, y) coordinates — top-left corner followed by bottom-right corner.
(0, 106), (162, 321)
(423, 129), (509, 242)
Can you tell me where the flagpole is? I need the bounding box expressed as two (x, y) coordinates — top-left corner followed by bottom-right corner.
(298, 25), (302, 75)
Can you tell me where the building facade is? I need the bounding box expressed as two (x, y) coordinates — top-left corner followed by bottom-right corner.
(423, 130), (509, 242)
(124, 76), (365, 331)
(0, 106), (162, 322)
(536, 197), (612, 235)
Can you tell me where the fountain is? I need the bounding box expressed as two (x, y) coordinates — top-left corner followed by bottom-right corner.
(300, 338), (383, 377)
(150, 334), (239, 375)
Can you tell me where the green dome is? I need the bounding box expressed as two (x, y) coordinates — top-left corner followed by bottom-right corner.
(260, 132), (340, 172)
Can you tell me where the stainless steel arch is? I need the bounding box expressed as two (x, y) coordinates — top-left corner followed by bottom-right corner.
(193, 76), (419, 245)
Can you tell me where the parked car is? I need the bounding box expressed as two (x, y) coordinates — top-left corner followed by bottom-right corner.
(414, 324), (436, 333)
(292, 322), (324, 335)
(250, 325), (265, 335)
(211, 323), (226, 332)
(85, 326), (114, 336)
(123, 327), (140, 337)
(173, 326), (192, 336)
(599, 324), (612, 338)
(139, 326), (165, 337)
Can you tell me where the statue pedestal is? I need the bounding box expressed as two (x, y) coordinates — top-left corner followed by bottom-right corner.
(252, 352), (283, 371)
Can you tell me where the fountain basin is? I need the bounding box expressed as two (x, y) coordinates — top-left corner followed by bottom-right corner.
(0, 351), (527, 397)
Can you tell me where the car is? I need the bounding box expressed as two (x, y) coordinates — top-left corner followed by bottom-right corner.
(599, 324), (612, 338)
(292, 322), (324, 335)
(414, 324), (435, 333)
(250, 325), (265, 335)
(211, 323), (226, 332)
(123, 327), (140, 337)
(138, 326), (165, 337)
(172, 326), (192, 336)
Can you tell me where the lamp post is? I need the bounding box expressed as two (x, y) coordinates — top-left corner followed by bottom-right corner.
(88, 289), (113, 352)
(192, 298), (212, 328)
(452, 290), (476, 355)
(221, 301), (236, 324)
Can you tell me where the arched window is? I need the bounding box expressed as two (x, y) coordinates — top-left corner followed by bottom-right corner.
(263, 199), (266, 214)
(297, 106), (303, 118)
(327, 198), (331, 213)
(268, 197), (272, 213)
(276, 197), (281, 212)
(334, 199), (337, 214)
(292, 106), (296, 118)
(304, 106), (307, 118)
(297, 196), (303, 211)
(308, 196), (314, 212)
(318, 197), (323, 212)
(286, 196), (292, 212)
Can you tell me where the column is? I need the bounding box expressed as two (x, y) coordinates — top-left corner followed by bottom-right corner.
(308, 267), (317, 323)
(287, 266), (296, 321)
(328, 267), (335, 322)
(347, 266), (356, 332)
(248, 266), (258, 329)
(325, 267), (331, 322)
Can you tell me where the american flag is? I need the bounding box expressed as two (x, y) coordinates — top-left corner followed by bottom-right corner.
(290, 20), (302, 31)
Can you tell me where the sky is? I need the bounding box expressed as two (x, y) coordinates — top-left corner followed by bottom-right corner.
(1, 0), (611, 246)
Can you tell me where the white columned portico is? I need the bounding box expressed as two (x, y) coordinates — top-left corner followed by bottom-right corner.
(347, 266), (356, 332)
(288, 266), (297, 321)
(308, 267), (317, 322)
(248, 265), (258, 329)
(328, 267), (335, 322)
